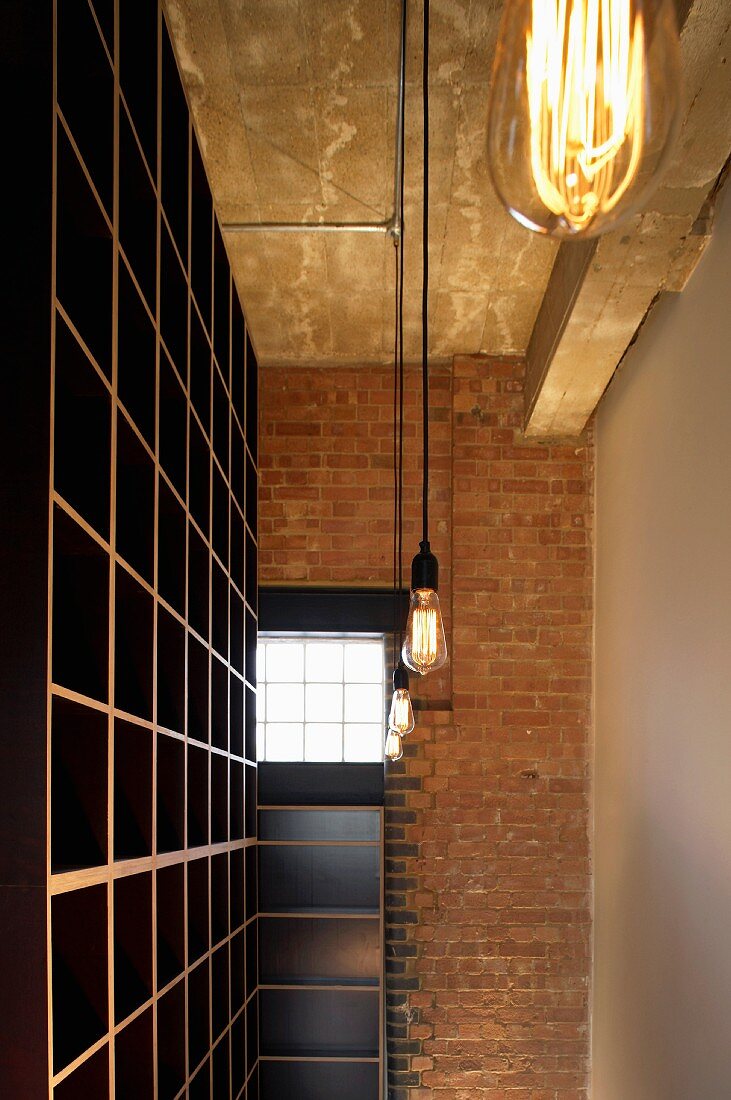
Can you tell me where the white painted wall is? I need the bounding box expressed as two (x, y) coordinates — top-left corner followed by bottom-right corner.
(593, 183), (731, 1100)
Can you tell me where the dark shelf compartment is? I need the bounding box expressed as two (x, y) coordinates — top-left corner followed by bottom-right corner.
(245, 529), (257, 616)
(230, 589), (244, 677)
(259, 845), (380, 914)
(213, 1029), (231, 1096)
(157, 733), (185, 854)
(188, 958), (211, 1072)
(259, 809), (380, 843)
(118, 107), (156, 311)
(245, 765), (256, 840)
(190, 306), (211, 439)
(213, 224), (230, 380)
(189, 418), (211, 541)
(51, 696), (107, 873)
(230, 760), (244, 842)
(231, 421), (245, 518)
(159, 354), (188, 502)
(212, 942), (230, 1040)
(187, 743), (209, 849)
(259, 916), (380, 987)
(188, 856), (210, 964)
(160, 223), (188, 381)
(230, 929), (245, 1018)
(212, 463), (229, 570)
(114, 1005), (154, 1099)
(53, 315), (111, 538)
(231, 673), (245, 759)
(245, 331), (258, 462)
(52, 884), (108, 1073)
(157, 477), (186, 616)
(156, 863), (185, 989)
(245, 845), (257, 922)
(246, 917), (257, 1001)
(117, 261), (156, 449)
(244, 685), (256, 763)
(191, 134), (213, 332)
(230, 848), (245, 932)
(188, 632), (210, 744)
(260, 989), (378, 1060)
(157, 979), (186, 1100)
(245, 609), (257, 688)
(188, 521), (210, 641)
(259, 1060), (379, 1100)
(55, 127), (113, 378)
(188, 1061), (210, 1100)
(246, 992), (258, 1077)
(213, 363), (230, 481)
(246, 453), (258, 540)
(52, 505), (109, 702)
(116, 413), (155, 583)
(231, 297), (245, 428)
(231, 1013), (246, 1096)
(211, 851), (229, 946)
(114, 718), (152, 861)
(119, 0), (157, 175)
(160, 25), (189, 262)
(114, 871), (153, 1023)
(212, 559), (229, 661)
(211, 753), (229, 845)
(230, 502), (245, 595)
(115, 566), (153, 720)
(157, 606), (185, 735)
(211, 655), (229, 751)
(57, 0), (114, 216)
(54, 1045), (109, 1100)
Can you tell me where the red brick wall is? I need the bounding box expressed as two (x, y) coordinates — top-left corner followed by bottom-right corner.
(260, 356), (593, 1098)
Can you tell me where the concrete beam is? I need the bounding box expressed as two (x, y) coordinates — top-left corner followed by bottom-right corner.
(523, 0), (731, 439)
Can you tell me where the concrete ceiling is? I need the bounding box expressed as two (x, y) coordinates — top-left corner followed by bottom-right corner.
(165, 0), (731, 436)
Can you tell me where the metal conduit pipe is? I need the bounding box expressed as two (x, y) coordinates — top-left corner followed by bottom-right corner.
(222, 0), (407, 240)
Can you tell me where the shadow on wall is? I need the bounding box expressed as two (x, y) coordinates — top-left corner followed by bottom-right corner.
(602, 800), (731, 1097)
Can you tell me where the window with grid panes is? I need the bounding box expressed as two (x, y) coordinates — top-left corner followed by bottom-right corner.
(257, 638), (386, 762)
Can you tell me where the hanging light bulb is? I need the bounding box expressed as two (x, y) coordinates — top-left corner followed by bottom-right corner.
(389, 662), (415, 735)
(487, 0), (681, 239)
(402, 542), (448, 676)
(385, 728), (404, 762)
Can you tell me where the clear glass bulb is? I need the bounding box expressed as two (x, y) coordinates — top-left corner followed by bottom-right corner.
(488, 0), (681, 239)
(402, 588), (448, 675)
(389, 688), (415, 736)
(385, 729), (404, 762)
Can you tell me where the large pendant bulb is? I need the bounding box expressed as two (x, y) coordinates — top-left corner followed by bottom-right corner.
(401, 542), (448, 676)
(487, 0), (681, 238)
(402, 587), (448, 676)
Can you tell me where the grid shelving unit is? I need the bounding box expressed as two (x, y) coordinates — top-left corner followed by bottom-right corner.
(46, 1), (260, 1096)
(257, 798), (384, 1100)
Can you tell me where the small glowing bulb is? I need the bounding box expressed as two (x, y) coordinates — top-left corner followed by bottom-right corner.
(385, 729), (403, 762)
(389, 689), (415, 736)
(389, 663), (415, 735)
(487, 0), (681, 238)
(402, 588), (448, 676)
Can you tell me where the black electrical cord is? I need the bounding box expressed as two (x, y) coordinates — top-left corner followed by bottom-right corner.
(421, 0), (430, 547)
(393, 0), (407, 657)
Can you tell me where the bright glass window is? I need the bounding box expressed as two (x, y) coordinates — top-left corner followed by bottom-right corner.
(257, 637), (385, 762)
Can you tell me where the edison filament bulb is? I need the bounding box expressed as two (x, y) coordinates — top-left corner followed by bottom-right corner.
(488, 0), (681, 238)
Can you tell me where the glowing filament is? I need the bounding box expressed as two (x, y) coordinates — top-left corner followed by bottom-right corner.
(526, 0), (645, 232)
(389, 689), (415, 736)
(410, 607), (438, 670)
(385, 729), (404, 762)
